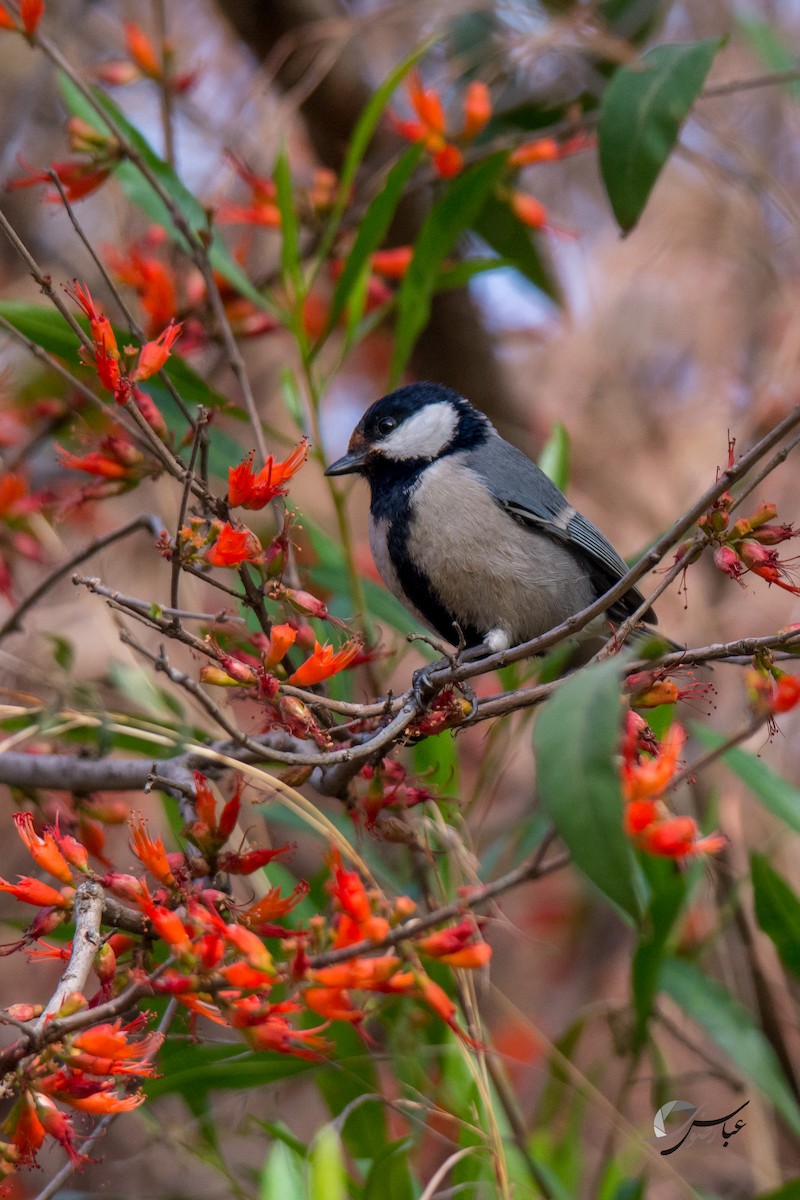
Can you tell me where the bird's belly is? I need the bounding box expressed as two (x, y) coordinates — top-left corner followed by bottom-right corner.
(404, 461), (595, 644)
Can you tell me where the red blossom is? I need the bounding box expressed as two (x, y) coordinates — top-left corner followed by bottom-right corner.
(20, 0), (43, 33)
(228, 438), (309, 509)
(287, 638), (361, 687)
(205, 522), (262, 567)
(12, 813), (74, 884)
(131, 320), (183, 381)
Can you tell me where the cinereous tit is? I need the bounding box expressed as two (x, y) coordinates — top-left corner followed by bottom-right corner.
(325, 381), (656, 653)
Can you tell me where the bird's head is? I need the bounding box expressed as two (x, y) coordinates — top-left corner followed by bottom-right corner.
(324, 382), (491, 478)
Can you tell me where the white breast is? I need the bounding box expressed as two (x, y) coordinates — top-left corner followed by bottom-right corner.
(405, 456), (595, 644)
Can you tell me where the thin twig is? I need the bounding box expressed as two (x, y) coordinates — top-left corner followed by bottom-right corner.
(170, 408), (207, 616)
(0, 513), (164, 641)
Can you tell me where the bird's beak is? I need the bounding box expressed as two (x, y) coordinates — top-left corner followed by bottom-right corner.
(324, 434), (369, 476)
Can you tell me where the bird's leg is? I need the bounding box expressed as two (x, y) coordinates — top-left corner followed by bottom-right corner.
(407, 632), (452, 708)
(408, 625), (480, 716)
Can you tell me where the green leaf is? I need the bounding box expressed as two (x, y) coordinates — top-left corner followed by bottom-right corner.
(318, 144), (423, 345)
(434, 256), (507, 292)
(751, 853), (800, 980)
(309, 1126), (346, 1200)
(390, 153), (509, 385)
(362, 1139), (417, 1200)
(631, 854), (688, 1048)
(57, 75), (275, 314)
(660, 956), (800, 1135)
(144, 1043), (313, 1100)
(692, 728), (800, 836)
(537, 422), (570, 490)
(274, 148), (302, 299)
(533, 658), (647, 921)
(598, 39), (724, 232)
(473, 192), (560, 300)
(260, 1140), (306, 1200)
(317, 39), (435, 264)
(755, 1180), (800, 1200)
(737, 17), (800, 100)
(0, 299), (227, 409)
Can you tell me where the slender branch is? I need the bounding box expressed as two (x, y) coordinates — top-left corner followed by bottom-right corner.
(306, 836), (567, 969)
(0, 513), (164, 641)
(170, 409), (207, 616)
(47, 168), (194, 426)
(19, 17), (268, 460)
(34, 880), (105, 1029)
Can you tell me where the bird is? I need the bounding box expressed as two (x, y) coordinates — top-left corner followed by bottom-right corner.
(324, 381), (657, 655)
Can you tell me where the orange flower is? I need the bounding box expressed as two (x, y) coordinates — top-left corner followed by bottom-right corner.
(20, 0), (43, 34)
(72, 1020), (163, 1063)
(106, 241), (177, 335)
(228, 438), (309, 510)
(305, 986), (363, 1023)
(0, 876), (73, 908)
(205, 522), (262, 567)
(774, 673), (800, 713)
(141, 901), (193, 957)
(124, 20), (160, 77)
(131, 320), (183, 381)
(416, 919), (491, 969)
(65, 281), (122, 393)
(393, 72), (490, 178)
(637, 816), (726, 860)
(509, 138), (560, 167)
(58, 431), (145, 481)
(621, 722), (685, 804)
(509, 192), (548, 230)
(217, 155), (281, 227)
(13, 813), (73, 885)
(462, 81), (491, 138)
(8, 157), (113, 202)
(129, 816), (175, 886)
(370, 246), (414, 279)
(262, 623), (297, 669)
(61, 1091), (145, 1114)
(287, 638), (360, 686)
(0, 5), (16, 29)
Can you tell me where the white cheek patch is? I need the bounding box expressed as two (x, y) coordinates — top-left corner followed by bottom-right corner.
(379, 402), (458, 460)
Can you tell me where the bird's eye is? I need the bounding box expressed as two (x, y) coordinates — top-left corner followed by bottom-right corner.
(376, 416), (397, 437)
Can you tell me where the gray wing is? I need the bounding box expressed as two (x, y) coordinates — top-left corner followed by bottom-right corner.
(468, 435), (656, 623)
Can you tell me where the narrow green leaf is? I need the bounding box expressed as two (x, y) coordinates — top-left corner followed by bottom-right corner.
(533, 658), (647, 921)
(473, 192), (560, 299)
(260, 1141), (306, 1200)
(737, 17), (800, 100)
(751, 853), (800, 980)
(319, 144), (423, 345)
(537, 422), (570, 490)
(434, 256), (507, 292)
(273, 149), (302, 298)
(57, 74), (275, 313)
(598, 39), (724, 231)
(631, 854), (688, 1048)
(390, 152), (509, 385)
(317, 39), (435, 263)
(144, 1043), (313, 1099)
(0, 299), (227, 410)
(309, 1126), (346, 1200)
(362, 1139), (416, 1200)
(692, 727), (800, 836)
(660, 956), (800, 1135)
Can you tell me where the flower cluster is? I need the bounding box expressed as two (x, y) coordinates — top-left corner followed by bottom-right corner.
(621, 713), (726, 859)
(0, 787), (489, 1175)
(64, 281), (181, 435)
(684, 441), (800, 595)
